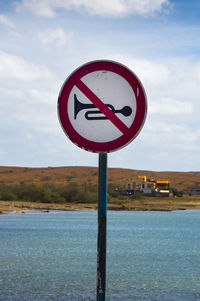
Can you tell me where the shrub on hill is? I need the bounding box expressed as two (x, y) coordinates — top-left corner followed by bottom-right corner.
(130, 191), (144, 200)
(0, 183), (98, 204)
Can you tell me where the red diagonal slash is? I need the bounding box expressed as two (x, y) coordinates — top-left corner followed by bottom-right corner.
(75, 79), (129, 134)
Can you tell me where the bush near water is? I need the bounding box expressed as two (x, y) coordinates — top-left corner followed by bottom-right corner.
(0, 182), (122, 204)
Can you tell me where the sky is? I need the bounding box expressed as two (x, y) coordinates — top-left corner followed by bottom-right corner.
(0, 0), (200, 171)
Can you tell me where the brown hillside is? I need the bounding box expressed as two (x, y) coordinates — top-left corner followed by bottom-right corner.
(0, 166), (200, 191)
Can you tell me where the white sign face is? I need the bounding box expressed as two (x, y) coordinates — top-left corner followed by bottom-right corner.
(68, 71), (136, 143)
(58, 60), (147, 153)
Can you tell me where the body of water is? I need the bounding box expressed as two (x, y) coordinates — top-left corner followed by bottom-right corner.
(0, 210), (200, 300)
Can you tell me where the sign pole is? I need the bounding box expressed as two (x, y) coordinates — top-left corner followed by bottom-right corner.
(97, 153), (107, 301)
(58, 60), (147, 301)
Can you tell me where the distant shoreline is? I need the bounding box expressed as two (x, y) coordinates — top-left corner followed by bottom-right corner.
(1, 196), (200, 214)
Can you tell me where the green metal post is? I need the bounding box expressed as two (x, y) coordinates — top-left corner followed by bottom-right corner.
(97, 153), (107, 301)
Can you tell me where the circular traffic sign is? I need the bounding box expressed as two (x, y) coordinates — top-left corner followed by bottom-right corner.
(58, 60), (147, 153)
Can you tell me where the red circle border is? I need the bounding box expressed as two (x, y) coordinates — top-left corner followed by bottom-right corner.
(58, 60), (147, 153)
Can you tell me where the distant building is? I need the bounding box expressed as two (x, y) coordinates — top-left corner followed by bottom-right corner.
(123, 176), (171, 197)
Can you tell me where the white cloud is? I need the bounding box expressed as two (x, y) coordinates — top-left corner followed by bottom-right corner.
(195, 62), (200, 81)
(16, 0), (169, 18)
(0, 14), (16, 30)
(16, 1), (56, 17)
(110, 54), (170, 86)
(143, 121), (200, 151)
(147, 121), (188, 134)
(0, 50), (52, 81)
(37, 28), (74, 47)
(26, 89), (57, 104)
(0, 86), (24, 99)
(150, 97), (193, 115)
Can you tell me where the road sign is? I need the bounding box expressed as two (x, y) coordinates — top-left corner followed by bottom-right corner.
(58, 60), (147, 153)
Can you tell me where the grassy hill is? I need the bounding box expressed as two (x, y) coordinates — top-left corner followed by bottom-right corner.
(1, 166), (200, 213)
(0, 166), (200, 191)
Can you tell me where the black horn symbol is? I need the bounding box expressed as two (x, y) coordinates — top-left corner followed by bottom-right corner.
(74, 94), (132, 120)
